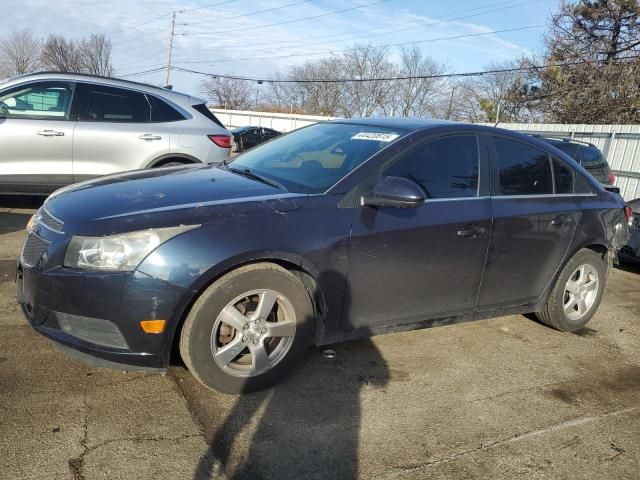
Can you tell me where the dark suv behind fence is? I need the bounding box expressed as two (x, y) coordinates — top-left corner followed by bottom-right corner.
(537, 137), (615, 186)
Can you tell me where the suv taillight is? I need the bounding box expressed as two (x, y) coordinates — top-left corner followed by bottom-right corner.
(625, 206), (633, 221)
(208, 135), (232, 148)
(608, 170), (616, 184)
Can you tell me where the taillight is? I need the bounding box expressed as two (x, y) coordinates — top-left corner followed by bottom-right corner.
(208, 135), (232, 148)
(608, 170), (616, 184)
(625, 206), (633, 221)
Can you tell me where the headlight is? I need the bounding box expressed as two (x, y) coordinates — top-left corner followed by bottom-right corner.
(64, 226), (198, 271)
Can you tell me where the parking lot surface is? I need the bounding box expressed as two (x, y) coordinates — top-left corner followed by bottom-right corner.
(1, 197), (639, 479)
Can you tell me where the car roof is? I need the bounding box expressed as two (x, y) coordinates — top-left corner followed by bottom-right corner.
(1, 71), (206, 105)
(331, 117), (457, 130)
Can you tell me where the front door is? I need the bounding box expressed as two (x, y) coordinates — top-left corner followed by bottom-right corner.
(477, 135), (581, 308)
(344, 134), (491, 330)
(0, 81), (75, 193)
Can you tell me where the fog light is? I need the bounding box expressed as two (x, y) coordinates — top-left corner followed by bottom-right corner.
(140, 320), (167, 334)
(56, 312), (129, 350)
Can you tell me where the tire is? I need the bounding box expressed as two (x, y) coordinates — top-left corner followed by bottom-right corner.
(179, 263), (315, 394)
(154, 161), (186, 168)
(231, 140), (240, 153)
(535, 249), (607, 331)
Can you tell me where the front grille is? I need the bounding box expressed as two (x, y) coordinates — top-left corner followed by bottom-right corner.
(38, 209), (64, 232)
(21, 233), (49, 268)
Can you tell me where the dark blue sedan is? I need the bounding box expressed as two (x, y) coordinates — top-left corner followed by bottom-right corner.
(17, 118), (630, 393)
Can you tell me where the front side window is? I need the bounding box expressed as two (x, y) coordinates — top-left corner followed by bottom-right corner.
(494, 137), (553, 195)
(80, 84), (150, 123)
(384, 135), (479, 199)
(229, 122), (405, 193)
(0, 82), (74, 120)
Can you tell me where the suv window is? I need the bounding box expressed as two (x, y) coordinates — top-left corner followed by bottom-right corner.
(148, 95), (185, 122)
(0, 82), (74, 120)
(80, 84), (150, 122)
(494, 137), (553, 195)
(384, 135), (479, 199)
(550, 141), (579, 159)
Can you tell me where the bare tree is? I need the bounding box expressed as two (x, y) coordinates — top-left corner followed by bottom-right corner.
(339, 44), (394, 117)
(387, 46), (447, 117)
(200, 75), (253, 110)
(79, 34), (114, 76)
(0, 29), (41, 76)
(41, 35), (83, 72)
(451, 60), (539, 124)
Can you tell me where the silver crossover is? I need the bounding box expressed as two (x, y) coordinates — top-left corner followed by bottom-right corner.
(0, 72), (232, 194)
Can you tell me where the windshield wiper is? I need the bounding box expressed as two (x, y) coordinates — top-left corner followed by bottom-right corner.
(226, 166), (287, 191)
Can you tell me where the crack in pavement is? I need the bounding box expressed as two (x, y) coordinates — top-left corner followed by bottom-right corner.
(68, 391), (89, 480)
(380, 406), (640, 479)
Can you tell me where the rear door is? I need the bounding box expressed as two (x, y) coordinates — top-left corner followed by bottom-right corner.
(72, 83), (170, 181)
(477, 135), (582, 309)
(0, 81), (75, 193)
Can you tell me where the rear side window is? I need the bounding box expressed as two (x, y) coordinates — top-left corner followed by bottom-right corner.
(553, 158), (574, 194)
(80, 84), (150, 123)
(494, 137), (552, 195)
(385, 135), (479, 199)
(148, 95), (186, 122)
(192, 103), (225, 128)
(0, 81), (74, 120)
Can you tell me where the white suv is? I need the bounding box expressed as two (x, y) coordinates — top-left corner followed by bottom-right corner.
(0, 72), (232, 194)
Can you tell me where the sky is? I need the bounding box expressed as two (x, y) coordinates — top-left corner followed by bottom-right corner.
(1, 0), (560, 98)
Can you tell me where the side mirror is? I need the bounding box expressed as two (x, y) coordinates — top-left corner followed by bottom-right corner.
(362, 176), (425, 209)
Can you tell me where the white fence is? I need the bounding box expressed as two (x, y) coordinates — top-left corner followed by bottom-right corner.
(211, 108), (640, 200)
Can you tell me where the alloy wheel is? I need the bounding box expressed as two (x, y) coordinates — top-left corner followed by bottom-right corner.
(210, 289), (296, 377)
(563, 264), (599, 321)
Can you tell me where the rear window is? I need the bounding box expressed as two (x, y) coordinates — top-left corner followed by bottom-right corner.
(580, 146), (606, 165)
(550, 141), (579, 159)
(192, 103), (225, 128)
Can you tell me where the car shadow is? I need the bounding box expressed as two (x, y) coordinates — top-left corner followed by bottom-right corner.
(0, 196), (44, 236)
(192, 270), (389, 480)
(615, 260), (640, 275)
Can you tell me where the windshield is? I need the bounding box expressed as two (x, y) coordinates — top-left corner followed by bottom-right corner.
(227, 122), (405, 193)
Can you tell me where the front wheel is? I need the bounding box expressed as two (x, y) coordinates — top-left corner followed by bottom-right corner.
(535, 249), (607, 331)
(179, 263), (315, 394)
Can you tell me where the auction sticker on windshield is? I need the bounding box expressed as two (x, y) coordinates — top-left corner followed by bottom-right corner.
(351, 132), (400, 142)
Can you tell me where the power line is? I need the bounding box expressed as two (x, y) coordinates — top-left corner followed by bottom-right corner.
(175, 24), (546, 65)
(181, 0), (390, 36)
(177, 0), (537, 57)
(180, 0), (315, 26)
(227, 0), (526, 50)
(169, 54), (640, 83)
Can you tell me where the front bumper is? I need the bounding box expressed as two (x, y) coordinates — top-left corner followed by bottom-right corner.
(17, 258), (189, 371)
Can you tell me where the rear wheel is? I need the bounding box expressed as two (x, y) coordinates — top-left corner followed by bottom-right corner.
(179, 263), (315, 394)
(535, 249), (607, 331)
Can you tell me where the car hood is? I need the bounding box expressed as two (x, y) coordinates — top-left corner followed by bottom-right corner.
(45, 165), (307, 235)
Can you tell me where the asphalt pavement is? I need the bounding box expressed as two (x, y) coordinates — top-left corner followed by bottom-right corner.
(1, 197), (639, 479)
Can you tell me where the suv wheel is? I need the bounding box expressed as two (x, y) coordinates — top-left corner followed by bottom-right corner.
(535, 249), (607, 331)
(179, 263), (315, 393)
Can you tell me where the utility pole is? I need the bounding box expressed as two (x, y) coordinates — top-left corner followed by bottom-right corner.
(165, 11), (176, 87)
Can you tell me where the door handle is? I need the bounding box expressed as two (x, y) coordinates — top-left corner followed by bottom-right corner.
(457, 225), (487, 238)
(551, 215), (574, 227)
(139, 134), (162, 141)
(37, 130), (64, 137)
